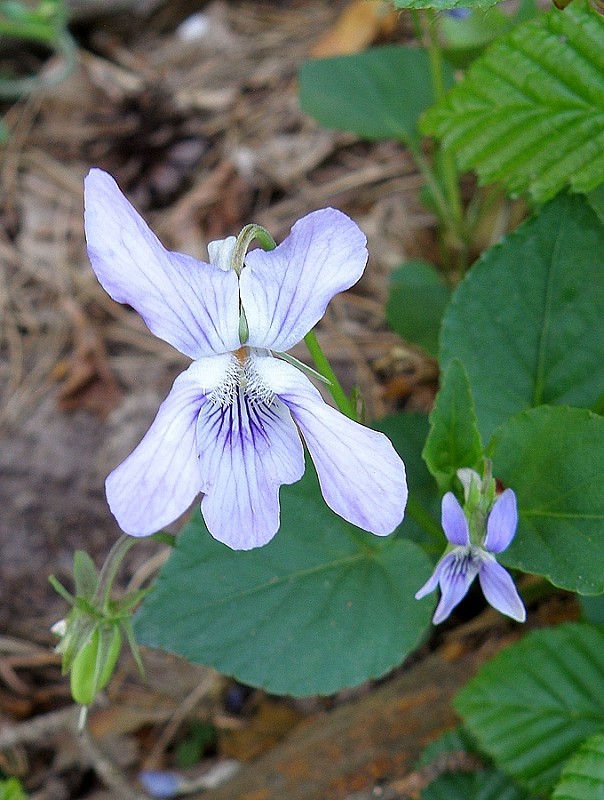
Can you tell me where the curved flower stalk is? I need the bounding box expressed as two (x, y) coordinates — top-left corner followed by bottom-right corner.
(84, 169), (407, 549)
(416, 471), (525, 624)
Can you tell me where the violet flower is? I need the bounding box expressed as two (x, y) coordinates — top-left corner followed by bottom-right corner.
(416, 488), (526, 624)
(84, 169), (407, 549)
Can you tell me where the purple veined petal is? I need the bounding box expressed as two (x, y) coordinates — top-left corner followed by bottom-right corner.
(484, 488), (518, 553)
(84, 169), (240, 359)
(197, 364), (305, 550)
(479, 556), (526, 622)
(256, 358), (407, 535)
(415, 556), (450, 600)
(432, 549), (480, 624)
(105, 357), (230, 536)
(240, 208), (368, 352)
(441, 492), (470, 547)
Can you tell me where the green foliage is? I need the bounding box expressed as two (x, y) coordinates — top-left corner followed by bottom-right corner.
(135, 462), (434, 697)
(422, 359), (483, 495)
(0, 778), (27, 800)
(491, 406), (604, 594)
(455, 623), (604, 794)
(421, 769), (537, 800)
(579, 594), (604, 625)
(299, 46), (453, 142)
(440, 193), (604, 443)
(392, 0), (500, 10)
(386, 260), (452, 357)
(552, 731), (604, 800)
(422, 1), (604, 202)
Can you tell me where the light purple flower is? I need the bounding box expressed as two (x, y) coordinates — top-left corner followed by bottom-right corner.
(84, 168), (407, 550)
(416, 489), (526, 623)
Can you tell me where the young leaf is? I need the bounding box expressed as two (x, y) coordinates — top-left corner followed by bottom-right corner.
(455, 623), (604, 794)
(491, 406), (604, 594)
(387, 260), (452, 357)
(552, 731), (604, 800)
(440, 193), (604, 443)
(299, 45), (453, 142)
(423, 359), (483, 494)
(422, 1), (604, 203)
(135, 463), (434, 697)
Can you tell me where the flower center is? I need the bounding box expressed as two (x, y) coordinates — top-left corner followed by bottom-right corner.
(209, 353), (274, 408)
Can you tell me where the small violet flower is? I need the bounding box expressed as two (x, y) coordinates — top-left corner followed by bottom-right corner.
(84, 169), (407, 550)
(416, 484), (526, 624)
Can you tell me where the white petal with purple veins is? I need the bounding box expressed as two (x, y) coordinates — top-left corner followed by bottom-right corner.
(241, 209), (367, 352)
(84, 169), (240, 359)
(197, 360), (305, 549)
(257, 358), (407, 535)
(105, 358), (229, 536)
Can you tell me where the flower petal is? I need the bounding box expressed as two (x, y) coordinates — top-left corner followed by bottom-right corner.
(415, 557), (449, 599)
(256, 358), (407, 535)
(105, 357), (229, 536)
(241, 208), (367, 352)
(484, 488), (518, 553)
(441, 492), (470, 546)
(432, 550), (479, 624)
(479, 557), (526, 622)
(197, 385), (304, 550)
(84, 169), (240, 358)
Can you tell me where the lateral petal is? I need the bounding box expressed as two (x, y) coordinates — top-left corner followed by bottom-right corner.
(479, 557), (526, 622)
(105, 358), (229, 536)
(257, 359), (407, 535)
(241, 208), (367, 352)
(197, 388), (304, 550)
(432, 551), (479, 624)
(84, 169), (240, 358)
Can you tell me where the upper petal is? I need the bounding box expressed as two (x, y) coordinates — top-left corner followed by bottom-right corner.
(479, 557), (526, 622)
(256, 358), (407, 535)
(441, 492), (471, 546)
(484, 488), (518, 553)
(197, 380), (304, 549)
(105, 357), (229, 536)
(84, 169), (240, 358)
(240, 208), (368, 351)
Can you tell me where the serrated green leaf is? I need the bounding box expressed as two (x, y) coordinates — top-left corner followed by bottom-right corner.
(440, 193), (604, 443)
(422, 769), (538, 800)
(552, 731), (604, 800)
(579, 595), (604, 626)
(299, 46), (453, 142)
(422, 1), (604, 203)
(135, 463), (434, 697)
(423, 358), (483, 494)
(491, 406), (604, 594)
(455, 623), (604, 794)
(387, 260), (452, 357)
(586, 182), (604, 224)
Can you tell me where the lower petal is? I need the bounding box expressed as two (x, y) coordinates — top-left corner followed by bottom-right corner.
(257, 359), (407, 535)
(479, 558), (526, 622)
(432, 553), (479, 624)
(197, 392), (304, 549)
(106, 359), (220, 536)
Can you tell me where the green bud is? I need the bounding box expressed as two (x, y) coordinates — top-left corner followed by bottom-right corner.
(69, 625), (122, 706)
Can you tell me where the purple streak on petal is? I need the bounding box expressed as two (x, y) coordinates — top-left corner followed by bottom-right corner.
(105, 358), (227, 536)
(241, 208), (368, 352)
(258, 359), (407, 535)
(441, 492), (470, 546)
(484, 488), (518, 553)
(432, 550), (479, 624)
(479, 557), (526, 621)
(197, 378), (304, 550)
(84, 169), (240, 358)
(415, 557), (449, 599)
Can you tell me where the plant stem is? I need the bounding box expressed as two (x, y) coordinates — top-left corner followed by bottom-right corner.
(304, 329), (357, 420)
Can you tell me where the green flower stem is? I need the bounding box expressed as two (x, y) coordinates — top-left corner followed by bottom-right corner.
(303, 329), (357, 420)
(93, 535), (136, 610)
